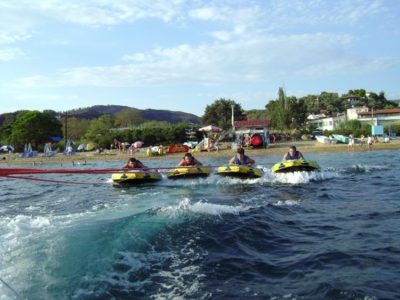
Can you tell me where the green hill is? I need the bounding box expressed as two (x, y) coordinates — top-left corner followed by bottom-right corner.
(65, 105), (200, 124)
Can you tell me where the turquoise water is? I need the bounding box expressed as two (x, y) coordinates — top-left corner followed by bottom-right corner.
(1, 150), (399, 299)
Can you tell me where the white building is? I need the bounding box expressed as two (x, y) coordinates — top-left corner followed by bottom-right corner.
(307, 114), (346, 131)
(357, 108), (400, 125)
(346, 107), (369, 120)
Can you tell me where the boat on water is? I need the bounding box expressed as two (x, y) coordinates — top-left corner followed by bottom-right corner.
(272, 159), (320, 173)
(111, 171), (162, 185)
(167, 166), (211, 179)
(216, 165), (263, 179)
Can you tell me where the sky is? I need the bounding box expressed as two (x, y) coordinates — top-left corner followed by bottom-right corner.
(0, 0), (399, 117)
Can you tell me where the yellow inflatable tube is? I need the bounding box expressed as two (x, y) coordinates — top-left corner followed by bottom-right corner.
(112, 171), (162, 184)
(216, 165), (263, 179)
(271, 159), (320, 173)
(167, 166), (211, 179)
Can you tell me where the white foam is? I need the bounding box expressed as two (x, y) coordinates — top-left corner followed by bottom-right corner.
(4, 215), (51, 237)
(273, 200), (300, 206)
(159, 198), (247, 218)
(270, 170), (337, 185)
(351, 164), (388, 173)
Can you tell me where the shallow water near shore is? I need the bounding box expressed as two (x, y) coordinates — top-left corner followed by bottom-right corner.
(1, 150), (399, 299)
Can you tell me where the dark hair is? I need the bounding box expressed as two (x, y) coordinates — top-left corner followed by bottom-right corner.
(184, 153), (193, 158)
(289, 145), (297, 151)
(237, 148), (245, 154)
(129, 158), (137, 163)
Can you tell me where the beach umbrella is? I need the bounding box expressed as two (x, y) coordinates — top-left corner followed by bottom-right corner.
(199, 125), (222, 132)
(133, 141), (144, 148)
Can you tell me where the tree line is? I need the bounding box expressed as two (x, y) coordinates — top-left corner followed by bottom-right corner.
(0, 89), (398, 151)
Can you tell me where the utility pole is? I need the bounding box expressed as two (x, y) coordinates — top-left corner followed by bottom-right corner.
(231, 104), (235, 130)
(64, 111), (68, 148)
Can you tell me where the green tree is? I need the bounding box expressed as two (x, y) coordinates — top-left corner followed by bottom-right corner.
(318, 92), (341, 114)
(84, 115), (115, 148)
(301, 95), (320, 114)
(245, 109), (268, 120)
(202, 98), (245, 130)
(62, 117), (91, 141)
(335, 120), (370, 137)
(115, 108), (144, 127)
(266, 88), (306, 130)
(9, 111), (62, 150)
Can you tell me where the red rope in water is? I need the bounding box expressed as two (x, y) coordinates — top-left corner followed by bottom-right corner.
(3, 174), (105, 185)
(0, 166), (222, 176)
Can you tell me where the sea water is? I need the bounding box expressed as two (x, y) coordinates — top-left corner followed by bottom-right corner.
(0, 150), (399, 299)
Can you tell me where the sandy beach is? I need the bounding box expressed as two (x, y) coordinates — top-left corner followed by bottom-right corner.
(1, 139), (399, 166)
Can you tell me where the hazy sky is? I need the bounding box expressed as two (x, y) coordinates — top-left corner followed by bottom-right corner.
(1, 0), (399, 116)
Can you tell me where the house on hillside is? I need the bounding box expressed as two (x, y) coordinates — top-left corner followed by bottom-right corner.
(306, 114), (346, 131)
(342, 95), (364, 107)
(356, 108), (400, 125)
(346, 106), (369, 120)
(233, 120), (270, 148)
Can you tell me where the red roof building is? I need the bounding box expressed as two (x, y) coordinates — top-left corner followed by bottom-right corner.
(234, 120), (270, 128)
(358, 108), (400, 117)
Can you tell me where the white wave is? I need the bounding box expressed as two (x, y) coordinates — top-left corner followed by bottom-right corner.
(270, 170), (337, 185)
(214, 175), (263, 186)
(273, 200), (300, 206)
(2, 215), (51, 237)
(159, 198), (247, 218)
(350, 164), (389, 173)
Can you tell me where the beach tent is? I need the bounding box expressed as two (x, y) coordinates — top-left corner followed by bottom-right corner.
(86, 143), (95, 151)
(0, 145), (14, 153)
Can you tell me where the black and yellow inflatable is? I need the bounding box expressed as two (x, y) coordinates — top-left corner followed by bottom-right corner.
(112, 171), (162, 184)
(216, 165), (263, 179)
(167, 166), (211, 179)
(271, 159), (320, 173)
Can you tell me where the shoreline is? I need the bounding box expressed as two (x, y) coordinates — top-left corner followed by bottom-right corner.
(1, 140), (399, 166)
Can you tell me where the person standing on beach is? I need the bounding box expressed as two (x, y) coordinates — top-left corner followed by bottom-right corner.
(348, 134), (355, 151)
(283, 145), (304, 160)
(367, 135), (373, 150)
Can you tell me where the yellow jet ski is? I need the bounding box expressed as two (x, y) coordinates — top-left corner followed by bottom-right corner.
(167, 166), (211, 179)
(216, 165), (263, 179)
(111, 171), (162, 185)
(271, 159), (320, 173)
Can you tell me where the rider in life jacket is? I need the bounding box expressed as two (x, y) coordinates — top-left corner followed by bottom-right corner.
(283, 145), (304, 161)
(124, 157), (146, 169)
(229, 148), (255, 166)
(177, 153), (202, 167)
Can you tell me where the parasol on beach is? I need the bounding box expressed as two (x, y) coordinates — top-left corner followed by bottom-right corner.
(133, 141), (144, 148)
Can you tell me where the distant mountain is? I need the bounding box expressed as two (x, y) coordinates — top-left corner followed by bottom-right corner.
(64, 105), (200, 124)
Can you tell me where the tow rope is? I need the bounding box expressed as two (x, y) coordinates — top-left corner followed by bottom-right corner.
(0, 166), (221, 185)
